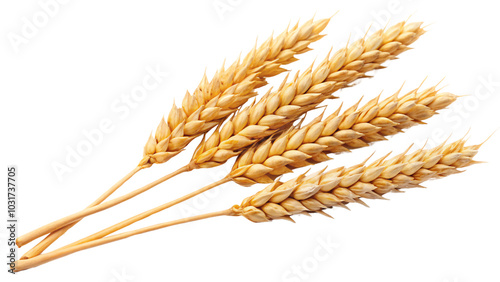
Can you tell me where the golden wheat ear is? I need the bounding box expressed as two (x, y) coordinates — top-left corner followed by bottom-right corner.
(142, 16), (333, 167)
(230, 82), (458, 185)
(233, 136), (483, 222)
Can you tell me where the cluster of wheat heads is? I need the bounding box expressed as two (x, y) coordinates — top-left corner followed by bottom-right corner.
(14, 15), (486, 273)
(16, 18), (425, 254)
(192, 21), (425, 168)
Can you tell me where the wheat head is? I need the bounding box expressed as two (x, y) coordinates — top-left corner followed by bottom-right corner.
(229, 83), (457, 185)
(231, 138), (481, 222)
(191, 21), (426, 169)
(140, 17), (331, 167)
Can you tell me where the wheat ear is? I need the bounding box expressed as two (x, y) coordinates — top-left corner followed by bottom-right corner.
(192, 21), (426, 168)
(141, 17), (330, 167)
(40, 81), (454, 249)
(12, 138), (483, 272)
(233, 137), (482, 222)
(17, 17), (330, 255)
(230, 83), (457, 185)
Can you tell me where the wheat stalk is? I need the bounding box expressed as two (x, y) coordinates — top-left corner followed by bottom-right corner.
(13, 138), (484, 272)
(13, 209), (236, 272)
(230, 83), (458, 185)
(16, 20), (426, 251)
(141, 17), (330, 167)
(17, 16), (330, 256)
(233, 138), (482, 222)
(192, 21), (426, 169)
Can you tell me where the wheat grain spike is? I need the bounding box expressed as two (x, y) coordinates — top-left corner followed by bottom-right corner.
(230, 83), (457, 185)
(232, 138), (481, 222)
(140, 17), (331, 166)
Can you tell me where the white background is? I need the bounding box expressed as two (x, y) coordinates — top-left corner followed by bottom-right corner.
(1, 0), (500, 281)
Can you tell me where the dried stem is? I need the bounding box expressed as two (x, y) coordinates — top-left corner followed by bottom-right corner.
(58, 176), (231, 248)
(16, 164), (192, 248)
(13, 208), (235, 272)
(20, 166), (143, 259)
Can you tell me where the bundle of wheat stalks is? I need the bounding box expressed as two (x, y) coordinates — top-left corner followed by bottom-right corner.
(13, 15), (487, 272)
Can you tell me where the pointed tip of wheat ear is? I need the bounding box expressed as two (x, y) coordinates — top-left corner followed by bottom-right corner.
(233, 136), (484, 223)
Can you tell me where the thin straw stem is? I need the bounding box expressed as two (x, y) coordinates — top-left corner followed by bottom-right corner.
(61, 176), (231, 248)
(16, 164), (192, 248)
(21, 166), (143, 259)
(13, 208), (235, 272)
